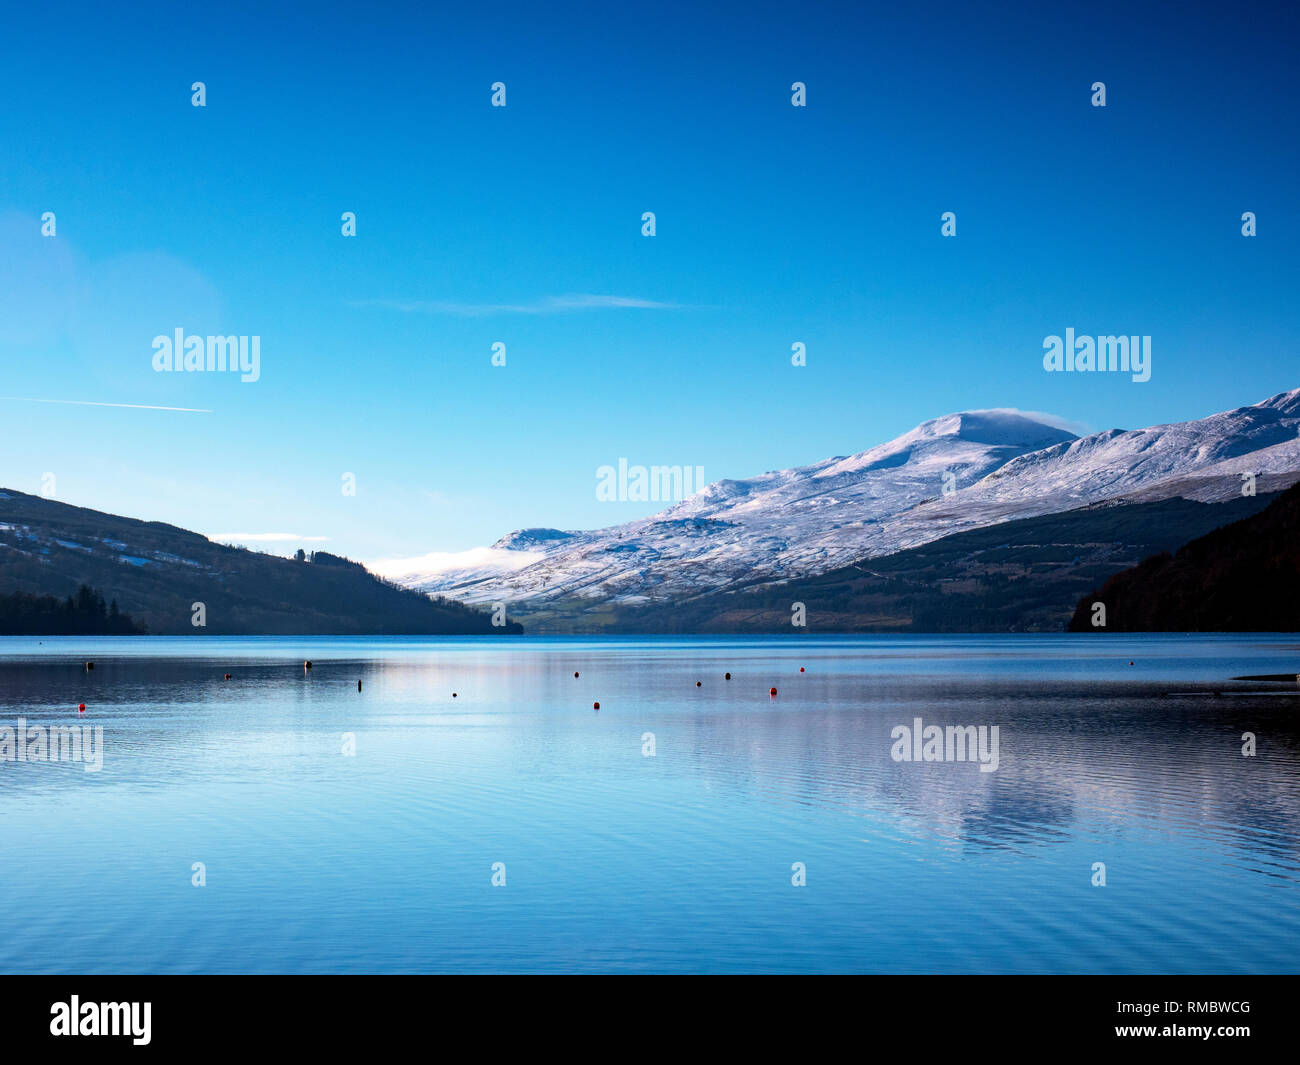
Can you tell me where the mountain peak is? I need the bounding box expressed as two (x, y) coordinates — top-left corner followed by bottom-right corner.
(816, 408), (1076, 479)
(916, 408), (1078, 446)
(492, 528), (576, 551)
(1255, 388), (1300, 415)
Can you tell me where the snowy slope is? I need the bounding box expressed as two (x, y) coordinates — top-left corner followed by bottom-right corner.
(376, 391), (1300, 605)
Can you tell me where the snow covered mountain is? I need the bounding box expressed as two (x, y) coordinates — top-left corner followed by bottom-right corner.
(376, 390), (1300, 606)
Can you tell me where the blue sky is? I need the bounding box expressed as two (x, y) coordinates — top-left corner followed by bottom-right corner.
(1, 0), (1297, 561)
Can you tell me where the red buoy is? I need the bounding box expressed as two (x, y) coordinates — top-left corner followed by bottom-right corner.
(593, 701), (600, 710)
(799, 667), (805, 673)
(78, 703), (86, 713)
(224, 673), (231, 680)
(769, 687), (778, 696)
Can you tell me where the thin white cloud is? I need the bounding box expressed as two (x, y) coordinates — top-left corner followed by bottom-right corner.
(0, 397), (212, 413)
(352, 293), (681, 316)
(369, 545), (543, 580)
(210, 533), (329, 543)
(974, 407), (1092, 436)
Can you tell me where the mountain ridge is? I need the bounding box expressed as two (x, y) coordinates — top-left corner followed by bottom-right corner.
(381, 390), (1300, 609)
(522, 490), (1284, 633)
(0, 488), (521, 635)
(1068, 479), (1300, 632)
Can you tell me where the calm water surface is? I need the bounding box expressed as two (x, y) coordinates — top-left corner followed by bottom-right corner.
(1, 634), (1298, 974)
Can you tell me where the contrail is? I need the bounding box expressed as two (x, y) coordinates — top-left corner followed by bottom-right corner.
(0, 397), (212, 413)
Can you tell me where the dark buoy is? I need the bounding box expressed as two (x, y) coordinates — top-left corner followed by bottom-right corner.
(78, 703), (86, 713)
(593, 701), (600, 710)
(574, 671), (580, 678)
(696, 681), (702, 687)
(304, 660), (313, 670)
(724, 672), (731, 680)
(1129, 661), (1134, 666)
(85, 661), (94, 671)
(769, 687), (778, 696)
(452, 692), (458, 698)
(223, 673), (231, 680)
(358, 680), (362, 691)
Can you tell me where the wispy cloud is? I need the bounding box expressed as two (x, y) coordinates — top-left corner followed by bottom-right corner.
(352, 293), (682, 316)
(977, 407), (1092, 436)
(210, 533), (329, 543)
(0, 397), (212, 413)
(369, 545), (543, 579)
